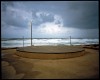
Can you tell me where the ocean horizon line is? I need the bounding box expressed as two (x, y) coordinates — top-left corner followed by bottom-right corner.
(1, 37), (99, 39)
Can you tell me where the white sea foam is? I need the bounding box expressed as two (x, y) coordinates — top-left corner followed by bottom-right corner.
(1, 38), (99, 48)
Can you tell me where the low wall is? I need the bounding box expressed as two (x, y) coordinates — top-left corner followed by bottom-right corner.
(15, 50), (85, 59)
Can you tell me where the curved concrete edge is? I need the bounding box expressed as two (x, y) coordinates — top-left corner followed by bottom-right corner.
(15, 50), (85, 59)
(16, 46), (85, 54)
(16, 48), (85, 54)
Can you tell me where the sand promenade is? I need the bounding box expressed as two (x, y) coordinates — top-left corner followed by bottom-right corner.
(1, 45), (99, 79)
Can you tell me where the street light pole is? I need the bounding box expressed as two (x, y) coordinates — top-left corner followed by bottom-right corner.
(31, 21), (32, 46)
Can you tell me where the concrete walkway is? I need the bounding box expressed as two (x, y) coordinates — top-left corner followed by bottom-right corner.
(17, 46), (84, 53)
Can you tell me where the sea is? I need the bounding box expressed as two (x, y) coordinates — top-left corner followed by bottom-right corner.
(1, 38), (99, 48)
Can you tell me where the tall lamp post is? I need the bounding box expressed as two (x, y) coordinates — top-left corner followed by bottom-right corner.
(31, 21), (32, 46)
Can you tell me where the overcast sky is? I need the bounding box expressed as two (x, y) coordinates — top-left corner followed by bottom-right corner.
(1, 1), (99, 38)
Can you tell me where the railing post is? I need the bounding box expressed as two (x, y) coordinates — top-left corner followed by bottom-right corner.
(70, 36), (71, 46)
(23, 36), (24, 47)
(31, 21), (32, 46)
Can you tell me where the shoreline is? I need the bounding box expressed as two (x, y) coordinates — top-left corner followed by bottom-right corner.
(1, 44), (99, 50)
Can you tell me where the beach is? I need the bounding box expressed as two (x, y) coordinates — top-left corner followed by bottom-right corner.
(1, 45), (99, 79)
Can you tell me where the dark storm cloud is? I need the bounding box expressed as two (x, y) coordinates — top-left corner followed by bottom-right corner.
(39, 13), (54, 23)
(1, 2), (29, 28)
(30, 1), (98, 29)
(1, 1), (14, 12)
(1, 1), (56, 28)
(32, 11), (54, 26)
(1, 1), (98, 29)
(62, 1), (98, 29)
(1, 1), (99, 38)
(2, 11), (27, 28)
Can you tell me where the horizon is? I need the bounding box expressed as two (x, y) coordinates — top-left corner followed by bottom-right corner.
(1, 37), (99, 39)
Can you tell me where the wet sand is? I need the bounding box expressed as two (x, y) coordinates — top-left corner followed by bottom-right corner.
(1, 45), (99, 79)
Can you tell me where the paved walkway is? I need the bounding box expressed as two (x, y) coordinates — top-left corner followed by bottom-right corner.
(17, 46), (84, 53)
